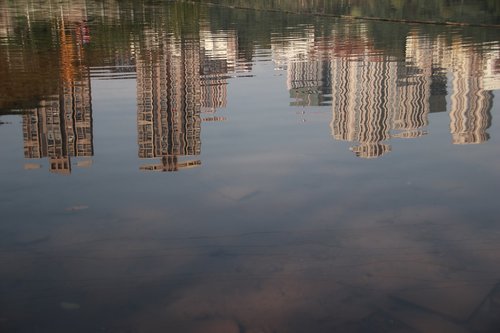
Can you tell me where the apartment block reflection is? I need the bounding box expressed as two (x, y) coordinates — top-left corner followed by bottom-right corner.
(200, 27), (242, 113)
(200, 51), (228, 114)
(271, 27), (333, 106)
(22, 79), (93, 174)
(288, 60), (332, 106)
(448, 43), (493, 144)
(22, 21), (93, 174)
(136, 28), (241, 171)
(270, 25), (499, 157)
(330, 56), (394, 158)
(137, 34), (202, 171)
(392, 34), (432, 139)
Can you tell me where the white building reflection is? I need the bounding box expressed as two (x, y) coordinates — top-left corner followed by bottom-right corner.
(271, 26), (499, 157)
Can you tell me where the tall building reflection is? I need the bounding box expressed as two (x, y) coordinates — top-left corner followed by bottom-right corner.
(330, 56), (394, 158)
(392, 33), (432, 139)
(448, 42), (493, 144)
(136, 32), (202, 172)
(136, 27), (240, 171)
(272, 27), (333, 107)
(199, 27), (230, 113)
(329, 28), (396, 158)
(2, 2), (499, 168)
(22, 18), (93, 174)
(273, 26), (499, 158)
(288, 60), (332, 106)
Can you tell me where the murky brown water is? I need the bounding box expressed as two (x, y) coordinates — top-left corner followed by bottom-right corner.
(0, 1), (500, 332)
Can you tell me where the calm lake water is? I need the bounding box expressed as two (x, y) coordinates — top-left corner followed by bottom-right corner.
(1, 0), (500, 332)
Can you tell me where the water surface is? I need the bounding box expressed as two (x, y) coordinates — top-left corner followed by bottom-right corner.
(1, 1), (500, 332)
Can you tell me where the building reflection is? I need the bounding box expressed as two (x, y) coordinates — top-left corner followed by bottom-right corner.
(22, 18), (93, 174)
(330, 56), (394, 158)
(287, 60), (332, 107)
(273, 26), (498, 158)
(135, 28), (241, 171)
(1, 2), (499, 168)
(272, 27), (333, 107)
(448, 42), (493, 144)
(136, 32), (202, 172)
(199, 27), (231, 114)
(392, 33), (433, 139)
